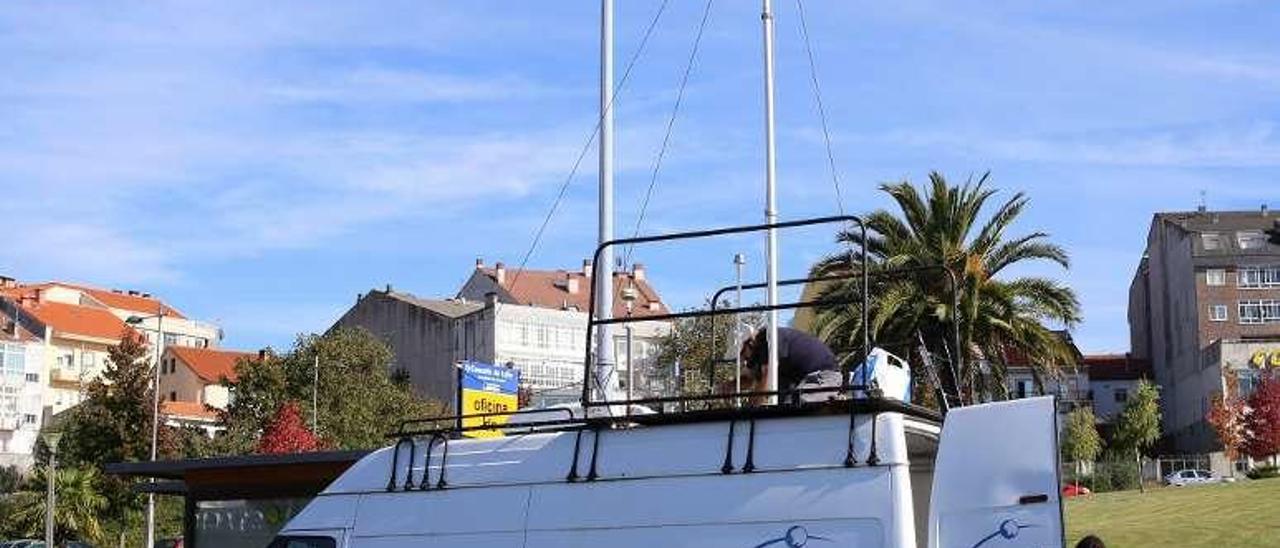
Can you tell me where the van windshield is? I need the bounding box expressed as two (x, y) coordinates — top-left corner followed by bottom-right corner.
(266, 536), (336, 548)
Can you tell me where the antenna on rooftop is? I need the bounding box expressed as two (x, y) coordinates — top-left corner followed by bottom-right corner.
(1198, 189), (1207, 213)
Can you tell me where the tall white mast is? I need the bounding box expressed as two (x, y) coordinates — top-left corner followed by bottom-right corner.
(761, 0), (781, 403)
(595, 0), (618, 405)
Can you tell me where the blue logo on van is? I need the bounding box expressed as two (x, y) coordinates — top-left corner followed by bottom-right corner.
(754, 526), (832, 548)
(971, 519), (1036, 548)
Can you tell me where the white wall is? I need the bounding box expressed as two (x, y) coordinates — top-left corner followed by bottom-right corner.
(0, 340), (47, 469)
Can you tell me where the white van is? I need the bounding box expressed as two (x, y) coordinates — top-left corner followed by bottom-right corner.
(271, 396), (1063, 548)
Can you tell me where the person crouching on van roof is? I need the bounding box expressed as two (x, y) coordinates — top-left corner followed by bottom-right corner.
(737, 327), (841, 404)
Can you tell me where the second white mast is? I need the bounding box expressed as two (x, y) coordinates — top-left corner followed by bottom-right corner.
(762, 0), (781, 403)
(595, 0), (618, 405)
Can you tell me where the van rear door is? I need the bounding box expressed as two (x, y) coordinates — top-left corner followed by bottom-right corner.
(927, 396), (1063, 548)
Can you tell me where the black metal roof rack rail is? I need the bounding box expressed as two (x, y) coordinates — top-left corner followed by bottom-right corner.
(581, 215), (869, 408)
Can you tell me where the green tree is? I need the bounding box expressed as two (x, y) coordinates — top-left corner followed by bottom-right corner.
(1112, 380), (1162, 455)
(1061, 407), (1104, 468)
(53, 334), (156, 468)
(1, 466), (108, 545)
(39, 334), (191, 542)
(216, 327), (446, 453)
(650, 301), (761, 407)
(1111, 380), (1161, 492)
(0, 465), (22, 494)
(810, 173), (1081, 403)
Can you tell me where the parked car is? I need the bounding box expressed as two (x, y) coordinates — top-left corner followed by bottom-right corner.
(0, 541), (47, 548)
(1062, 483), (1092, 497)
(1164, 469), (1216, 486)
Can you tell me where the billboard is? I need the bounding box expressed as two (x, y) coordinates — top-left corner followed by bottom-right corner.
(459, 361), (520, 438)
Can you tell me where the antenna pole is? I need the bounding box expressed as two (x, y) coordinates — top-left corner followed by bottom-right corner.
(595, 0), (618, 407)
(761, 0), (781, 404)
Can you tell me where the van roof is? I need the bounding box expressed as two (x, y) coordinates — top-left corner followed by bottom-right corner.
(327, 409), (940, 496)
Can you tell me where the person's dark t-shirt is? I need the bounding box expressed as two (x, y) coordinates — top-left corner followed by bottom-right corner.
(747, 327), (838, 390)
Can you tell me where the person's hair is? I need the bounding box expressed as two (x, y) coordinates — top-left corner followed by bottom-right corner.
(1075, 535), (1106, 548)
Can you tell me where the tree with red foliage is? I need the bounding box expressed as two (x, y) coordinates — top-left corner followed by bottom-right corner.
(256, 401), (325, 454)
(1244, 376), (1280, 461)
(1208, 369), (1248, 461)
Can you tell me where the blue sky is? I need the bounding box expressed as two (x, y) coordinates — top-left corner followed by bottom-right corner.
(2, 1), (1279, 354)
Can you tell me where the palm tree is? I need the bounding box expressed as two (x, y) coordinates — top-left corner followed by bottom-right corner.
(811, 172), (1081, 404)
(7, 466), (108, 545)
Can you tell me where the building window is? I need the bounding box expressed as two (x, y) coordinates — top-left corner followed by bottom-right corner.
(1206, 269), (1226, 286)
(1238, 265), (1280, 289)
(170, 391), (177, 402)
(1, 343), (24, 377)
(1240, 370), (1263, 397)
(1238, 231), (1267, 250)
(23, 414), (37, 425)
(1202, 233), (1224, 250)
(25, 373), (39, 383)
(1239, 300), (1280, 325)
(1114, 388), (1128, 403)
(163, 333), (179, 346)
(1209, 304), (1229, 322)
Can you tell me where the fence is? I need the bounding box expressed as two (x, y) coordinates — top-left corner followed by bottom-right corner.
(1064, 453), (1231, 493)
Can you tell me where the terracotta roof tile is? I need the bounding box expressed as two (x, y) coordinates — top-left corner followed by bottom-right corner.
(20, 300), (134, 341)
(1082, 354), (1152, 381)
(168, 346), (255, 383)
(484, 267), (669, 318)
(0, 282), (185, 319)
(62, 283), (186, 319)
(161, 400), (218, 421)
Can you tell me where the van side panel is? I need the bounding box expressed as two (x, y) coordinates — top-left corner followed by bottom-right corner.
(526, 518), (882, 548)
(526, 467), (895, 548)
(351, 486), (531, 538)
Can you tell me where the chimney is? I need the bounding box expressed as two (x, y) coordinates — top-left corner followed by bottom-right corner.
(566, 273), (580, 295)
(142, 292), (152, 298)
(581, 259), (593, 278)
(258, 349), (269, 361)
(632, 263), (646, 282)
(495, 262), (506, 285)
(476, 257), (485, 270)
(385, 283), (393, 293)
(127, 290), (139, 296)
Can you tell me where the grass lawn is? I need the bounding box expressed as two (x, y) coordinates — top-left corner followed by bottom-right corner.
(1065, 478), (1280, 547)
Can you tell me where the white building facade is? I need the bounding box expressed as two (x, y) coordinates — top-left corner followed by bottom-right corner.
(0, 328), (47, 469)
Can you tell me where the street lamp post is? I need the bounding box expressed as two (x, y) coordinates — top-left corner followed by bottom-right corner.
(621, 282), (637, 415)
(126, 306), (166, 548)
(42, 429), (63, 548)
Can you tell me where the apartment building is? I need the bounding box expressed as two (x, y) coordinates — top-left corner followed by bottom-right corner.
(0, 316), (46, 469)
(1129, 207), (1280, 453)
(0, 277), (226, 464)
(458, 260), (670, 405)
(331, 260), (670, 410)
(158, 346), (257, 434)
(1004, 341), (1151, 437)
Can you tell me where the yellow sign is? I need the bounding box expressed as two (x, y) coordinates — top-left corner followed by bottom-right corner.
(1249, 349), (1280, 369)
(459, 362), (520, 438)
(461, 390), (519, 438)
